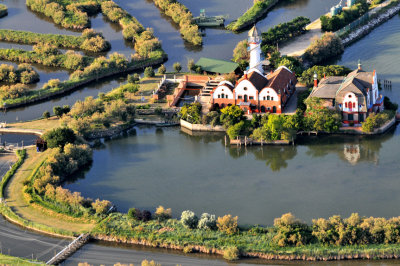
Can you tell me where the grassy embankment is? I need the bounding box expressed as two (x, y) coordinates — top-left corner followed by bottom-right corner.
(0, 253), (44, 266)
(0, 29), (110, 52)
(1, 148), (95, 236)
(226, 0), (279, 32)
(150, 0), (202, 45)
(0, 4), (7, 18)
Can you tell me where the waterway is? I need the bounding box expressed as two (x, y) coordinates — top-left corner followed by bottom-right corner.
(1, 1), (400, 265)
(0, 0), (339, 123)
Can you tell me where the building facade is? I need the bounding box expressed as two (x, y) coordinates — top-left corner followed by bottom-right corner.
(211, 25), (297, 114)
(308, 62), (384, 124)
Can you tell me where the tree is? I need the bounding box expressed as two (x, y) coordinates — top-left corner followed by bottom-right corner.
(173, 62), (182, 73)
(42, 111), (50, 119)
(220, 105), (245, 128)
(187, 59), (195, 73)
(144, 67), (155, 78)
(217, 214), (238, 235)
(155, 205), (172, 222)
(181, 210), (198, 229)
(179, 102), (202, 124)
(198, 213), (217, 230)
(63, 105), (70, 114)
(53, 106), (64, 117)
(157, 64), (166, 75)
(42, 127), (76, 148)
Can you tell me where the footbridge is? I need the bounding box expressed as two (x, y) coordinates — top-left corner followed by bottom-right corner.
(46, 233), (90, 265)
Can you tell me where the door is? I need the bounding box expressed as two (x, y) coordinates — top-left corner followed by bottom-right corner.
(272, 106), (277, 113)
(348, 113), (354, 121)
(244, 95), (248, 102)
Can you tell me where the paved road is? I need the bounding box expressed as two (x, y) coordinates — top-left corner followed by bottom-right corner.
(0, 216), (69, 262)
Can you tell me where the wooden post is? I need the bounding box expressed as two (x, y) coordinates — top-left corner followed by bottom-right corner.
(224, 135), (227, 146)
(245, 136), (247, 147)
(261, 137), (263, 146)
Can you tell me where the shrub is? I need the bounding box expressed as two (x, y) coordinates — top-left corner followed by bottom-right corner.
(141, 260), (161, 266)
(217, 215), (238, 235)
(173, 62), (182, 73)
(198, 213), (217, 230)
(141, 210), (152, 222)
(223, 246), (239, 261)
(273, 213), (313, 247)
(179, 102), (202, 124)
(42, 127), (76, 148)
(183, 246), (193, 253)
(144, 66), (155, 78)
(155, 205), (172, 221)
(42, 111), (50, 119)
(220, 105), (245, 128)
(92, 199), (112, 214)
(361, 111), (394, 133)
(227, 121), (246, 140)
(158, 64), (166, 74)
(127, 207), (138, 219)
(384, 96), (398, 111)
(63, 105), (71, 114)
(181, 210), (198, 229)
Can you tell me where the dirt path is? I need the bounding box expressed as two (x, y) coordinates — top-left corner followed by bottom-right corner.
(4, 148), (95, 234)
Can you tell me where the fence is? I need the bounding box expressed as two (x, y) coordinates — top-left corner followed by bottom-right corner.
(335, 12), (370, 38)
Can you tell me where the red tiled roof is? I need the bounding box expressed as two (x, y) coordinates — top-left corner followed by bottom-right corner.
(265, 67), (296, 94)
(237, 70), (269, 91)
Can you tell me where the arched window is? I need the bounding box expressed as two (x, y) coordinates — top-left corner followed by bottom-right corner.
(271, 97), (274, 101)
(267, 96), (270, 100)
(244, 95), (248, 102)
(353, 102), (355, 108)
(218, 95), (220, 99)
(345, 102), (348, 108)
(221, 93), (225, 98)
(244, 87), (247, 91)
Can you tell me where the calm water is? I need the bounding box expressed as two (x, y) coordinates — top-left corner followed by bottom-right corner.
(66, 15), (400, 226)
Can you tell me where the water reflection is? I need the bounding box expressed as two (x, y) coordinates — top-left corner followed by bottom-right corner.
(181, 125), (396, 171)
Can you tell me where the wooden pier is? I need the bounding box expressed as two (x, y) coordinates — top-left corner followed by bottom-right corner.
(46, 233), (90, 265)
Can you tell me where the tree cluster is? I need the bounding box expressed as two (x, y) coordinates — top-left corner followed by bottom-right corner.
(152, 0), (202, 45)
(26, 0), (95, 30)
(301, 65), (351, 87)
(0, 63), (39, 84)
(303, 32), (344, 65)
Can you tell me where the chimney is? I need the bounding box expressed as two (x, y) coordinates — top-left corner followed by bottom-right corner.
(323, 72), (326, 78)
(358, 59), (362, 70)
(313, 72), (318, 88)
(244, 71), (248, 80)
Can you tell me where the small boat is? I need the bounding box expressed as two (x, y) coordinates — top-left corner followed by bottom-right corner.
(192, 9), (225, 27)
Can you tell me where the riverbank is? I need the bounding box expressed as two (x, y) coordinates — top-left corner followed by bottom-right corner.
(341, 0), (400, 46)
(226, 0), (279, 32)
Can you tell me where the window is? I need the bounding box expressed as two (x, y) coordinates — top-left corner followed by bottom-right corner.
(349, 95), (352, 98)
(263, 96), (266, 100)
(345, 102), (348, 108)
(267, 96), (270, 100)
(353, 102), (355, 108)
(244, 87), (247, 91)
(221, 93), (225, 98)
(238, 95), (242, 99)
(271, 97), (274, 101)
(267, 107), (270, 110)
(218, 95), (220, 99)
(226, 94), (229, 99)
(249, 96), (254, 100)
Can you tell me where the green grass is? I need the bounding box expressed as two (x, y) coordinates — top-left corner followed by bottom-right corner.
(0, 253), (44, 265)
(227, 0), (278, 32)
(0, 150), (26, 198)
(93, 213), (400, 259)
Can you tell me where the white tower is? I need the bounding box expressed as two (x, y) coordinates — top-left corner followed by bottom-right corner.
(248, 25), (263, 73)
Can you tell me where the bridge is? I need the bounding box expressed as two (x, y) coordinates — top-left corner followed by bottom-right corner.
(46, 233), (90, 265)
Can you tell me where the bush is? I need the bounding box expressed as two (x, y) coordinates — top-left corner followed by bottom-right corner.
(181, 210), (198, 229)
(144, 66), (155, 78)
(127, 208), (138, 219)
(198, 213), (217, 230)
(179, 102), (202, 124)
(273, 213), (313, 247)
(223, 246), (239, 261)
(361, 111), (394, 133)
(217, 214), (238, 235)
(173, 62), (182, 73)
(92, 199), (112, 214)
(42, 111), (50, 119)
(384, 96), (398, 111)
(187, 59), (195, 73)
(155, 205), (172, 221)
(42, 127), (76, 148)
(127, 73), (140, 84)
(220, 105), (245, 128)
(227, 121), (246, 140)
(158, 64), (166, 74)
